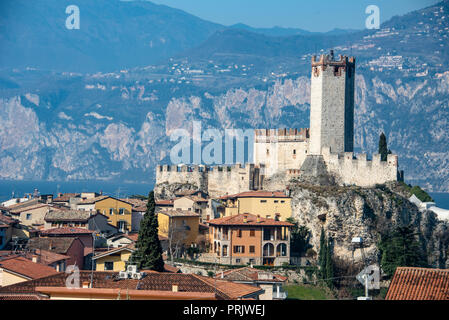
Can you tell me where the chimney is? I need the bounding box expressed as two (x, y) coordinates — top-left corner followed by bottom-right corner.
(243, 215), (248, 223)
(221, 271), (224, 279)
(82, 281), (90, 288)
(31, 255), (39, 263)
(257, 215), (260, 223)
(172, 285), (178, 292)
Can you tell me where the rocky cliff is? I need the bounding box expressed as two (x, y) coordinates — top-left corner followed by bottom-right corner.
(288, 181), (449, 268)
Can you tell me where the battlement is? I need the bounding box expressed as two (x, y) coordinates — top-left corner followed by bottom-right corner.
(255, 128), (310, 143)
(319, 147), (399, 187)
(321, 147), (398, 167)
(156, 163), (265, 197)
(312, 50), (355, 78)
(311, 52), (356, 68)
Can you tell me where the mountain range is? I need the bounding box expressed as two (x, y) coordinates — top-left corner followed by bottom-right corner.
(0, 0), (448, 192)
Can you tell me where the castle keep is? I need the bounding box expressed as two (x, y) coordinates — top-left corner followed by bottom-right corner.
(156, 52), (401, 196)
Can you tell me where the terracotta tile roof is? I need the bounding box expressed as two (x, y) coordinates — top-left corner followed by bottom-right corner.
(4, 198), (39, 210)
(45, 209), (91, 222)
(53, 193), (80, 202)
(93, 243), (136, 260)
(31, 249), (69, 265)
(77, 195), (109, 205)
(0, 294), (48, 300)
(78, 196), (133, 206)
(156, 199), (174, 206)
(157, 209), (200, 218)
(35, 286), (215, 300)
(40, 227), (95, 236)
(0, 271), (261, 300)
(177, 196), (209, 203)
(195, 274), (264, 299)
(0, 212), (18, 225)
(9, 203), (50, 214)
(386, 267), (449, 300)
(125, 233), (139, 241)
(219, 190), (290, 199)
(28, 237), (78, 254)
(215, 267), (287, 283)
(209, 213), (294, 227)
(0, 256), (60, 280)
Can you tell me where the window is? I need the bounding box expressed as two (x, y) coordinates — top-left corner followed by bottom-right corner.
(293, 149), (296, 155)
(281, 200), (285, 203)
(119, 208), (125, 215)
(104, 261), (114, 271)
(233, 246), (245, 254)
(266, 149), (270, 155)
(236, 259), (241, 264)
(250, 229), (255, 237)
(274, 200), (279, 203)
(237, 229), (242, 238)
(260, 200), (267, 203)
(249, 246), (255, 253)
(26, 213), (32, 220)
(118, 221), (126, 232)
(109, 208), (114, 215)
(249, 258), (255, 265)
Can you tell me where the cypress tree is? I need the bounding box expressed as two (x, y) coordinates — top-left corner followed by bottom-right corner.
(378, 132), (389, 161)
(129, 190), (164, 272)
(325, 238), (334, 288)
(318, 227), (327, 282)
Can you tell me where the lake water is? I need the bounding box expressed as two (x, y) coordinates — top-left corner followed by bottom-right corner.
(430, 193), (449, 210)
(0, 180), (154, 202)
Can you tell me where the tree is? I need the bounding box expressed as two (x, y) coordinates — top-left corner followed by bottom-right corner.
(318, 228), (327, 281)
(286, 217), (311, 257)
(325, 238), (334, 289)
(378, 225), (427, 277)
(160, 218), (188, 264)
(378, 132), (391, 161)
(318, 228), (335, 289)
(129, 191), (164, 272)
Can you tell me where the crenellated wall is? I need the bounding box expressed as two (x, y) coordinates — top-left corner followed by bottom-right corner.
(320, 147), (399, 187)
(156, 163), (265, 197)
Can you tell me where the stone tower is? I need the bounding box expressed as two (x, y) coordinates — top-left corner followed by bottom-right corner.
(309, 51), (355, 155)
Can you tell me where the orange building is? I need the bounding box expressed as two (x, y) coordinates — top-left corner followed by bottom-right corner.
(208, 213), (293, 266)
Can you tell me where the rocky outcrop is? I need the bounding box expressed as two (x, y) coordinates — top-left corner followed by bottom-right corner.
(288, 181), (449, 267)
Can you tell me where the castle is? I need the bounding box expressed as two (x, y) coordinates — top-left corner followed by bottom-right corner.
(156, 52), (402, 197)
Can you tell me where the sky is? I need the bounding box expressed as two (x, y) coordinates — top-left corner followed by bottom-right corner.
(151, 0), (440, 32)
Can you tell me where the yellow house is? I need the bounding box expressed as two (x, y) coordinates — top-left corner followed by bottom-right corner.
(77, 196), (132, 232)
(157, 209), (200, 247)
(218, 191), (292, 221)
(93, 244), (135, 271)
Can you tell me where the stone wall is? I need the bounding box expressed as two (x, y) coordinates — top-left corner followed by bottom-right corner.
(321, 147), (399, 187)
(156, 163), (264, 198)
(254, 128), (309, 177)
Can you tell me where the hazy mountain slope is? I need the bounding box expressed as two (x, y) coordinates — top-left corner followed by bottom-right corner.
(0, 0), (223, 72)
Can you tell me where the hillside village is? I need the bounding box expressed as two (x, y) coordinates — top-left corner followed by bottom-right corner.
(0, 52), (448, 301)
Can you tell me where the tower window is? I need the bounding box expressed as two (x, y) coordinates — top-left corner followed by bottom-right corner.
(266, 149), (270, 155)
(293, 150), (296, 155)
